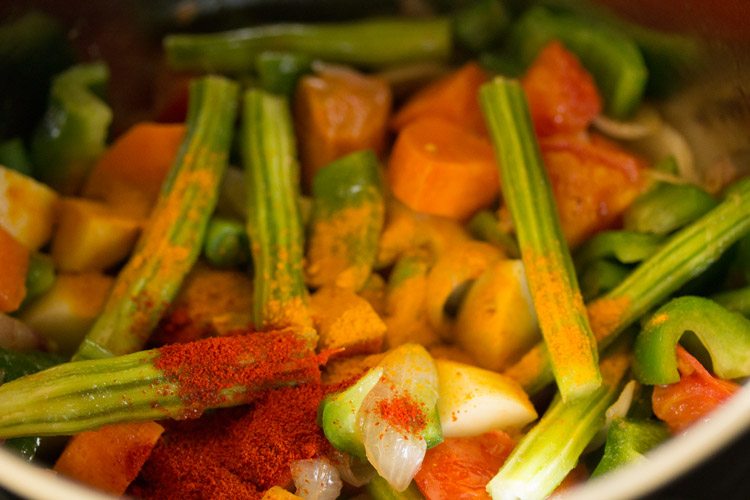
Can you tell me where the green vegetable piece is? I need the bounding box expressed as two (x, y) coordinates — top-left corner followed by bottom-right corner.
(30, 62), (112, 194)
(452, 0), (510, 53)
(467, 210), (520, 258)
(480, 77), (601, 402)
(3, 436), (42, 461)
(0, 331), (317, 439)
(0, 348), (64, 385)
(0, 138), (33, 175)
(506, 5), (648, 118)
(307, 150), (385, 291)
(0, 12), (74, 139)
(505, 177), (750, 395)
(534, 0), (705, 97)
(712, 287), (750, 317)
(74, 75), (239, 361)
(487, 344), (630, 500)
(255, 51), (313, 96)
(592, 418), (669, 477)
(367, 475), (425, 500)
(22, 252), (56, 307)
(319, 366), (384, 458)
(633, 296), (750, 385)
(580, 259), (630, 302)
(241, 88), (314, 343)
(387, 254), (430, 290)
(0, 347), (64, 460)
(574, 230), (664, 271)
(624, 182), (718, 235)
(203, 215), (251, 268)
(164, 17), (452, 73)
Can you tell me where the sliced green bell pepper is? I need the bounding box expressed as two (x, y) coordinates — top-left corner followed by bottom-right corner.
(634, 296), (750, 385)
(624, 183), (718, 236)
(505, 5), (647, 118)
(30, 62), (112, 195)
(306, 149), (385, 292)
(592, 418), (669, 477)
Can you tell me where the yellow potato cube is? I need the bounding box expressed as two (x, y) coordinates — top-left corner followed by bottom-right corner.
(0, 166), (59, 250)
(455, 259), (540, 371)
(19, 273), (114, 356)
(51, 197), (142, 272)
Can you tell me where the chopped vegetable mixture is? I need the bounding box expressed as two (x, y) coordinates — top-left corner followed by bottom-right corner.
(1, 1), (749, 499)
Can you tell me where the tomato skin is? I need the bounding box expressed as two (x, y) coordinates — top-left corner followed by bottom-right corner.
(652, 346), (740, 433)
(414, 431), (515, 500)
(539, 133), (646, 247)
(522, 41), (602, 137)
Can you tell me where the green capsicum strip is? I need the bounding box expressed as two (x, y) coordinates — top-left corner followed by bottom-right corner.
(306, 149), (385, 292)
(0, 330), (318, 439)
(580, 259), (630, 302)
(486, 342), (631, 500)
(506, 177), (750, 395)
(574, 230), (664, 271)
(712, 287), (750, 317)
(164, 17), (451, 74)
(591, 418), (669, 478)
(633, 296), (750, 385)
(74, 75), (238, 361)
(505, 5), (647, 119)
(534, 0), (705, 97)
(30, 62), (112, 195)
(623, 182), (717, 236)
(480, 77), (601, 402)
(242, 88), (314, 343)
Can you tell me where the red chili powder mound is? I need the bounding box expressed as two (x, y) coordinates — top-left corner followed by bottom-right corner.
(377, 394), (427, 435)
(129, 383), (333, 499)
(152, 330), (320, 414)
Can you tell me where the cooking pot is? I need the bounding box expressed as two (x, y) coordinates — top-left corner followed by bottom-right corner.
(0, 1), (748, 499)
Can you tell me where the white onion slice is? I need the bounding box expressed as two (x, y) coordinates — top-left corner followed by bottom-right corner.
(0, 313), (42, 352)
(359, 382), (427, 492)
(290, 457), (342, 500)
(357, 344), (439, 492)
(586, 380), (638, 453)
(593, 106), (662, 141)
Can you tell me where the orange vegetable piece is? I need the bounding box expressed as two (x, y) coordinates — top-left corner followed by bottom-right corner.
(414, 430), (515, 500)
(83, 122), (186, 219)
(652, 346), (739, 434)
(521, 41), (602, 137)
(539, 133), (646, 247)
(0, 226), (29, 313)
(391, 62), (489, 137)
(387, 118), (499, 220)
(54, 421), (165, 495)
(294, 65), (391, 191)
